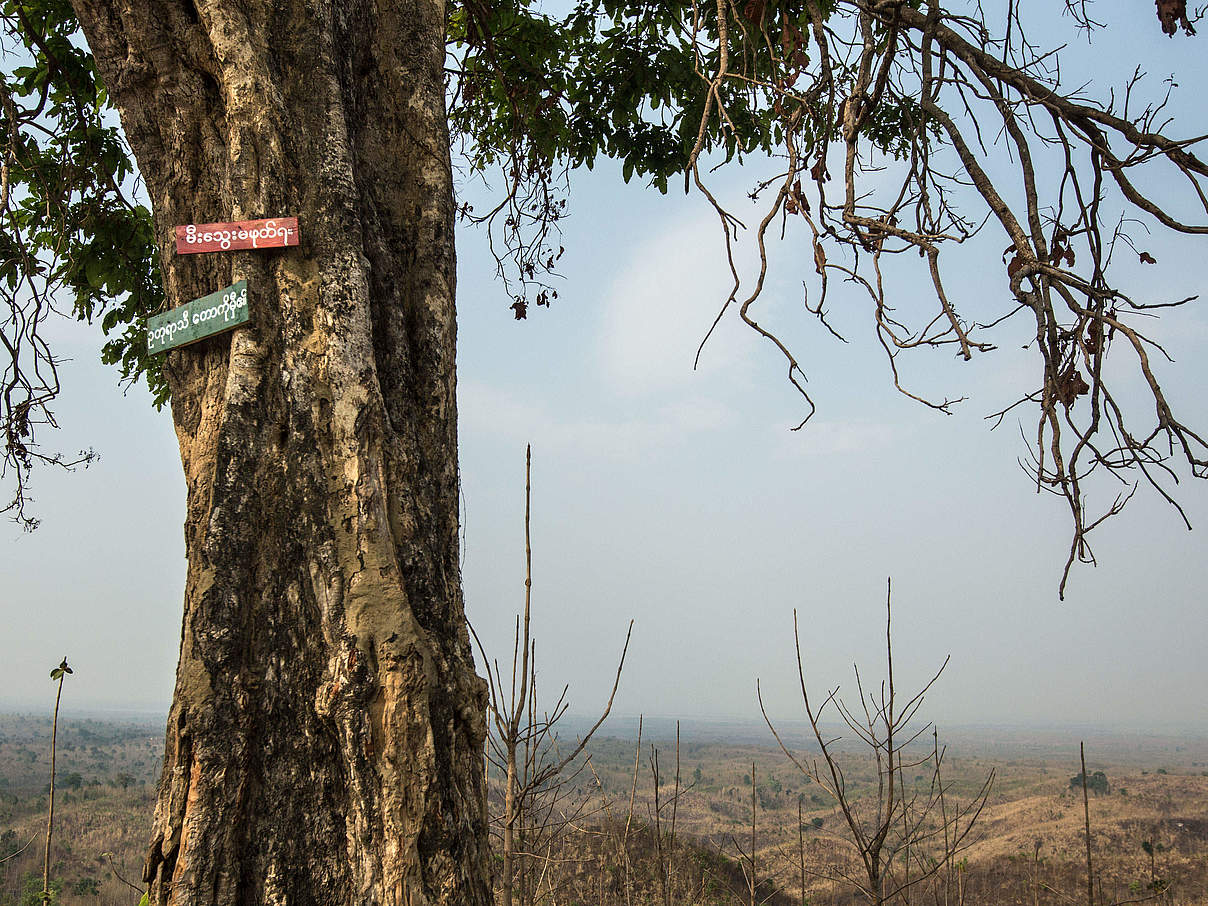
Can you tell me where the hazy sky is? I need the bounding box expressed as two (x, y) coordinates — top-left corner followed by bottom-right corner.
(4, 4), (1207, 736)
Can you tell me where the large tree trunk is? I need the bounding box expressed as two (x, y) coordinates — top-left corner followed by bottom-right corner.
(70, 1), (491, 903)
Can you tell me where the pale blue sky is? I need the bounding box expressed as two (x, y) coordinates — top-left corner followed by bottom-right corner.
(4, 3), (1207, 734)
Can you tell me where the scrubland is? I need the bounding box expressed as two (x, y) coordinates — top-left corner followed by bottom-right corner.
(2, 713), (1205, 905)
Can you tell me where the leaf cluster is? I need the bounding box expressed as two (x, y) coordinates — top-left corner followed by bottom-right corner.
(1, 0), (162, 392)
(449, 1), (918, 192)
(445, 1), (927, 318)
(1, 0), (162, 525)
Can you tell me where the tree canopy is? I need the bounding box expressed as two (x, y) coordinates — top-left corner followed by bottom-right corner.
(3, 0), (1205, 592)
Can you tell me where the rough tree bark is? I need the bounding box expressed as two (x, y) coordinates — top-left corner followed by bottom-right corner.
(68, 1), (491, 903)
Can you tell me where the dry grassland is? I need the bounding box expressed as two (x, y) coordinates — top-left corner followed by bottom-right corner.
(2, 714), (1206, 905)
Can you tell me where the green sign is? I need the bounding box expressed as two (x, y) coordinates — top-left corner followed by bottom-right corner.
(147, 281), (249, 354)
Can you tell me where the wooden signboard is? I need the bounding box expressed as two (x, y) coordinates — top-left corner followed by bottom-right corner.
(175, 217), (299, 254)
(147, 281), (249, 354)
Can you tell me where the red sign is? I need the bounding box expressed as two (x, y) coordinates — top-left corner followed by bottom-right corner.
(175, 217), (299, 254)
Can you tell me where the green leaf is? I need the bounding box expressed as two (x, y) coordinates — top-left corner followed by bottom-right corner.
(85, 257), (105, 289)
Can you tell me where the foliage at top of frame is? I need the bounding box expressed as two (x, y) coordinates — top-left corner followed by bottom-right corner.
(448, 0), (923, 195)
(1, 0), (165, 406)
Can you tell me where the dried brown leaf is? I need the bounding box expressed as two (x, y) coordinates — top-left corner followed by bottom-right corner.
(1156, 0), (1196, 36)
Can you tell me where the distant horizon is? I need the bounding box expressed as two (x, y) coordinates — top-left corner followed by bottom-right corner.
(4, 703), (1206, 741)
